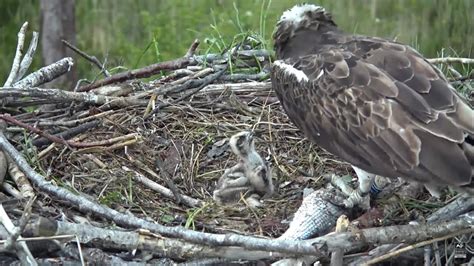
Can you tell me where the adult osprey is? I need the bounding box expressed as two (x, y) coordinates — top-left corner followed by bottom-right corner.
(271, 4), (474, 204)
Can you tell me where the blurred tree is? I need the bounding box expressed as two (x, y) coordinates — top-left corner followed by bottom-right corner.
(40, 0), (77, 89)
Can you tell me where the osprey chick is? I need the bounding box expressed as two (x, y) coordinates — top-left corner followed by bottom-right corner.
(271, 4), (474, 202)
(213, 131), (274, 207)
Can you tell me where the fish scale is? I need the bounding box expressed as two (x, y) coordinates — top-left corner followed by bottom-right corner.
(279, 177), (386, 240)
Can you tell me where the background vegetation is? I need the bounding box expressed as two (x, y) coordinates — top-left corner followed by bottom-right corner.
(1, 0), (473, 80)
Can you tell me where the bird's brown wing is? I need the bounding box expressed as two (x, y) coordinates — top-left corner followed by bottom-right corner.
(271, 48), (473, 187)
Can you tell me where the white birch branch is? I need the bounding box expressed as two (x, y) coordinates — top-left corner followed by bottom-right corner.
(123, 166), (203, 208)
(14, 31), (39, 82)
(428, 57), (474, 64)
(4, 22), (28, 86)
(12, 57), (74, 88)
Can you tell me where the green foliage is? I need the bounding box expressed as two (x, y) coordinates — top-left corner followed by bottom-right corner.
(0, 0), (472, 80)
(100, 190), (126, 206)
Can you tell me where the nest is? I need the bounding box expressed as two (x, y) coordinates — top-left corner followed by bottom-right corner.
(1, 23), (473, 265)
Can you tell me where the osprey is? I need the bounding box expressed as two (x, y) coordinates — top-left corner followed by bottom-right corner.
(271, 4), (474, 204)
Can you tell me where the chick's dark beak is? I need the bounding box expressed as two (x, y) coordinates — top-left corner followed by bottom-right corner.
(248, 131), (254, 140)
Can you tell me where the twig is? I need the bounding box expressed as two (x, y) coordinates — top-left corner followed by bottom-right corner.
(0, 205), (37, 265)
(124, 166), (202, 208)
(15, 31), (39, 82)
(432, 241), (441, 266)
(35, 110), (115, 127)
(185, 39), (200, 58)
(1, 115), (129, 150)
(423, 245), (431, 266)
(219, 72), (269, 82)
(4, 22), (28, 86)
(0, 149), (6, 185)
(136, 67), (214, 99)
(192, 49), (271, 65)
(6, 155), (35, 198)
(30, 120), (99, 148)
(428, 57), (474, 64)
(72, 133), (139, 148)
(62, 39), (111, 77)
(362, 227), (474, 265)
(0, 113), (72, 147)
(155, 156), (184, 205)
(6, 196), (36, 249)
(12, 57), (74, 88)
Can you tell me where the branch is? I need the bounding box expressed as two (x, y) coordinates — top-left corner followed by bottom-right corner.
(307, 215), (474, 255)
(0, 87), (147, 107)
(12, 57), (74, 88)
(348, 194), (474, 265)
(0, 205), (37, 265)
(4, 22), (28, 86)
(123, 166), (202, 208)
(363, 227), (474, 265)
(62, 39), (111, 77)
(24, 217), (279, 261)
(428, 57), (474, 64)
(15, 31), (39, 82)
(30, 120), (100, 148)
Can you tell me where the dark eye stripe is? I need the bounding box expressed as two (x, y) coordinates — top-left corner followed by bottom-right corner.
(236, 136), (245, 147)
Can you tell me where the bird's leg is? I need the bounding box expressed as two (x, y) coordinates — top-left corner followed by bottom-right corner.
(331, 166), (375, 209)
(213, 164), (254, 205)
(216, 163), (245, 189)
(424, 183), (442, 199)
(245, 193), (264, 208)
(213, 185), (252, 204)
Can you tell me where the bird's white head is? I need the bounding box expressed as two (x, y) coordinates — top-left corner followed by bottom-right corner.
(273, 4), (337, 59)
(277, 4), (326, 25)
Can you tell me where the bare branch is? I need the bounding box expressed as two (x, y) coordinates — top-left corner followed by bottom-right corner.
(0, 87), (147, 107)
(363, 227), (474, 265)
(4, 22), (28, 86)
(12, 57), (74, 88)
(0, 205), (37, 265)
(428, 57), (474, 64)
(124, 166), (202, 208)
(15, 31), (39, 82)
(30, 120), (100, 148)
(62, 39), (111, 77)
(185, 39), (200, 58)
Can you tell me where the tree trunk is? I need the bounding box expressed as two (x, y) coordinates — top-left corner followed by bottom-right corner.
(40, 0), (76, 89)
